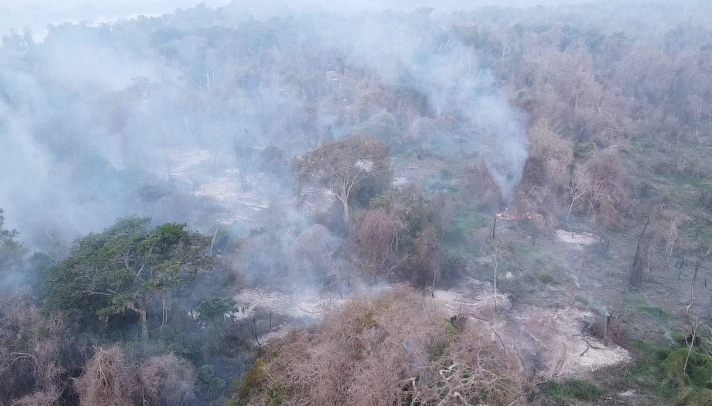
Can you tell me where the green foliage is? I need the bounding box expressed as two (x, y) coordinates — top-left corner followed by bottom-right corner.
(660, 348), (712, 390)
(198, 364), (227, 393)
(230, 359), (266, 406)
(608, 341), (682, 404)
(573, 142), (597, 159)
(535, 272), (556, 285)
(444, 206), (488, 244)
(43, 217), (212, 332)
(266, 384), (284, 406)
(616, 342), (712, 405)
(638, 305), (673, 321)
(428, 318), (458, 360)
(541, 380), (603, 404)
(197, 297), (239, 323)
(0, 208), (27, 272)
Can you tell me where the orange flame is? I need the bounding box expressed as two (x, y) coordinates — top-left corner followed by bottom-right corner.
(496, 211), (532, 221)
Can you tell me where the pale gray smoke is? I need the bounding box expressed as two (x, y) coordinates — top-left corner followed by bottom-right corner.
(0, 2), (529, 251)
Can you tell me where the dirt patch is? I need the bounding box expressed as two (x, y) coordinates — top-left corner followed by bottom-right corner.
(234, 288), (350, 320)
(556, 229), (598, 248)
(233, 286), (392, 340)
(431, 284), (630, 379)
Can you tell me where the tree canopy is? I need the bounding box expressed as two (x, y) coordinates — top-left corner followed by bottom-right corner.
(44, 217), (212, 338)
(295, 136), (391, 224)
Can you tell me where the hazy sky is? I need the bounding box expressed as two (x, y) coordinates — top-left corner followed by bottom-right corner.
(0, 0), (230, 39)
(0, 0), (230, 8)
(0, 0), (605, 38)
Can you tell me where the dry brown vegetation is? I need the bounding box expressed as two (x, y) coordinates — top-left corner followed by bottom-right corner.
(352, 188), (451, 287)
(0, 291), (65, 406)
(515, 119), (575, 227)
(240, 286), (521, 406)
(571, 149), (630, 227)
(139, 354), (197, 406)
(75, 347), (196, 406)
(75, 347), (138, 406)
(354, 208), (403, 279)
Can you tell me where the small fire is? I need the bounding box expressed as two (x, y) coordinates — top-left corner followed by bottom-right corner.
(496, 209), (532, 221)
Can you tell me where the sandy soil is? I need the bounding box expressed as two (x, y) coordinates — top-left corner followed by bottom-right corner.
(233, 281), (629, 380)
(156, 148), (285, 225)
(556, 229), (598, 248)
(432, 284), (630, 379)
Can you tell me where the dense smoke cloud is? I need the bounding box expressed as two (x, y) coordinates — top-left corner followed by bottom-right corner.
(340, 14), (528, 200)
(0, 1), (529, 251)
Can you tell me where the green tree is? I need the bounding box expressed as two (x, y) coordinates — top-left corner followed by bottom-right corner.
(0, 208), (27, 273)
(44, 217), (212, 340)
(196, 297), (239, 324)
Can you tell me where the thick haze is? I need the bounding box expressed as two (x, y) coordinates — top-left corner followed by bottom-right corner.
(2, 0), (610, 250)
(0, 0), (613, 40)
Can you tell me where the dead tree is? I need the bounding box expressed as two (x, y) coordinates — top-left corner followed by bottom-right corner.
(487, 239), (507, 311)
(686, 245), (711, 315)
(630, 215), (651, 289)
(234, 132), (254, 191)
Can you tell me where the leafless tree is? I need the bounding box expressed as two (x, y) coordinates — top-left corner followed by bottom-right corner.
(487, 239), (508, 311)
(686, 245), (711, 315)
(630, 214), (651, 289)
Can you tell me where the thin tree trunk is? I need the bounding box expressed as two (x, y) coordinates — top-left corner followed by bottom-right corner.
(340, 195), (350, 224)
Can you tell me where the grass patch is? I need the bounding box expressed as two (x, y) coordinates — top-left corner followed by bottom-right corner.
(637, 305), (673, 321)
(612, 341), (687, 404)
(540, 380), (603, 404)
(658, 348), (712, 405)
(536, 271), (556, 285)
(508, 240), (534, 256)
(444, 206), (489, 244)
(660, 348), (712, 389)
(624, 294), (674, 323)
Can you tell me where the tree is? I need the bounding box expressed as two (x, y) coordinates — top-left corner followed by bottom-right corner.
(629, 214), (651, 289)
(0, 208), (27, 273)
(570, 149), (630, 226)
(44, 217), (212, 340)
(295, 136), (391, 224)
(487, 238), (508, 311)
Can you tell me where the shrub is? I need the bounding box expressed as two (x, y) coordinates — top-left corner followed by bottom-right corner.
(230, 286), (522, 406)
(75, 347), (138, 406)
(139, 354), (196, 406)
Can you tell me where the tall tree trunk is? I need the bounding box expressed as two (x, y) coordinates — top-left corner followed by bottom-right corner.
(339, 195), (350, 224)
(128, 302), (149, 341)
(139, 308), (148, 341)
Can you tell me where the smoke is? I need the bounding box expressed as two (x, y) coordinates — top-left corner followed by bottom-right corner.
(0, 2), (528, 255)
(335, 12), (529, 200)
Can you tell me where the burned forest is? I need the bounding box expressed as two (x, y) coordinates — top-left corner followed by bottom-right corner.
(2, 0), (712, 405)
